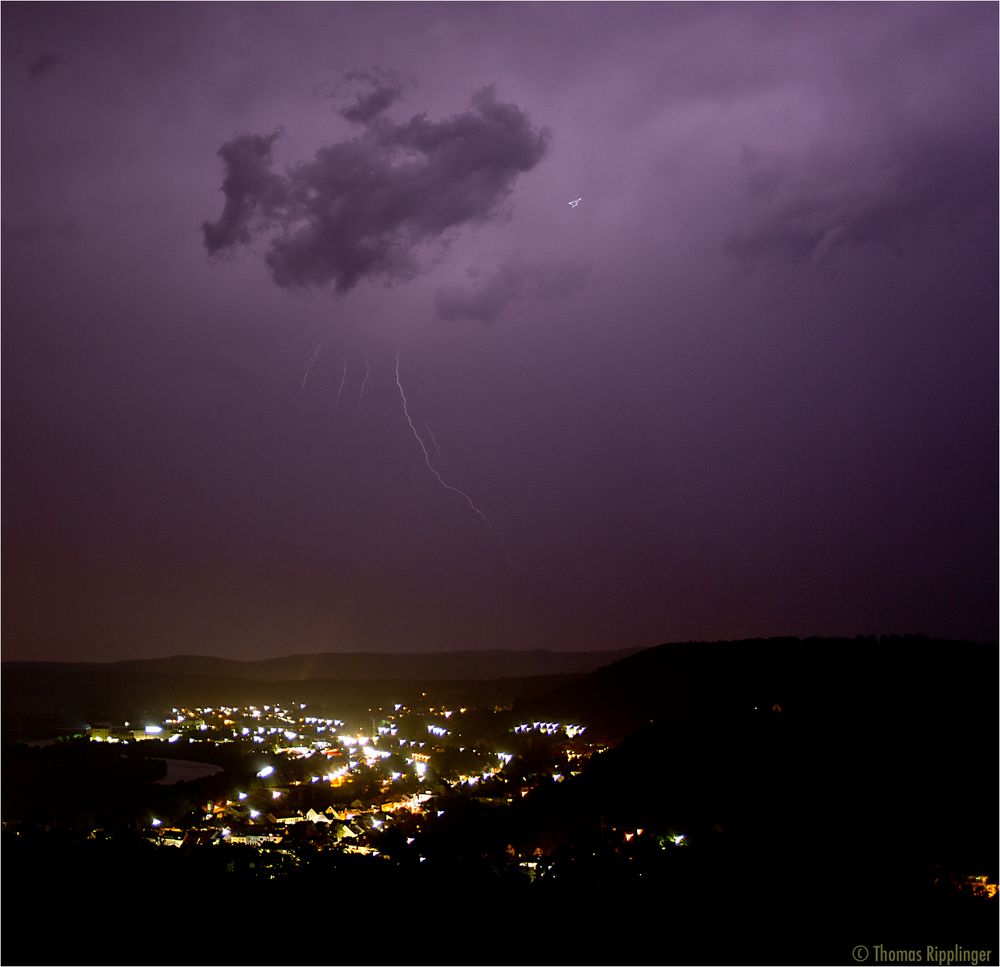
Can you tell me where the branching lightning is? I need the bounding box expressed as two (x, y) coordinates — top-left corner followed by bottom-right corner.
(335, 357), (348, 406)
(301, 341), (324, 389)
(394, 353), (514, 568)
(424, 420), (443, 459)
(358, 353), (371, 410)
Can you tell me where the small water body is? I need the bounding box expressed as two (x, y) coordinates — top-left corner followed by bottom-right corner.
(153, 758), (224, 784)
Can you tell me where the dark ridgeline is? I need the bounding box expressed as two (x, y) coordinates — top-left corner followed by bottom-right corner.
(2, 635), (996, 966)
(513, 634), (996, 740)
(96, 647), (642, 681)
(0, 647), (637, 736)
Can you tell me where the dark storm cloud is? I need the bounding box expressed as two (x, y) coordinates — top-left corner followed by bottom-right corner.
(202, 86), (550, 292)
(725, 125), (996, 268)
(435, 256), (589, 324)
(337, 68), (408, 124)
(202, 132), (287, 255)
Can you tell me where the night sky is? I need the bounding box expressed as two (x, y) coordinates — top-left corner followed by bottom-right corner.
(3, 3), (996, 662)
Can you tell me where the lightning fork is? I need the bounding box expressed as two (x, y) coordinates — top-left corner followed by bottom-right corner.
(301, 341), (324, 389)
(335, 357), (348, 406)
(394, 353), (514, 568)
(358, 353), (371, 410)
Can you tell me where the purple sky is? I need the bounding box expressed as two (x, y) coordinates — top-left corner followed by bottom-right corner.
(3, 3), (996, 662)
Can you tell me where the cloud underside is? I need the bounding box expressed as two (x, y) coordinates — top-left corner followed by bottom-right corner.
(202, 85), (549, 293)
(435, 257), (590, 324)
(726, 135), (995, 268)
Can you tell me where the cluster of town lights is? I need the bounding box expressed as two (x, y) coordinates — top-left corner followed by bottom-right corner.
(513, 722), (586, 738)
(90, 700), (592, 807)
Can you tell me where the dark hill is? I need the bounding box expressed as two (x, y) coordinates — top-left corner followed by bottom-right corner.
(514, 634), (997, 740)
(493, 635), (997, 962)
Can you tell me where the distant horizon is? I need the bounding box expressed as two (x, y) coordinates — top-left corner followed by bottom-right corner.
(3, 629), (993, 667)
(2, 642), (643, 665)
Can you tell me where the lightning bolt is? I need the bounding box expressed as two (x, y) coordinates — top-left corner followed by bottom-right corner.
(335, 357), (348, 406)
(301, 341), (323, 389)
(394, 353), (514, 568)
(423, 420), (443, 460)
(358, 353), (371, 410)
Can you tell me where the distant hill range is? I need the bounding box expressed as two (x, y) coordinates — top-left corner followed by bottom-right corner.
(103, 648), (640, 681)
(4, 636), (995, 741)
(0, 648), (639, 734)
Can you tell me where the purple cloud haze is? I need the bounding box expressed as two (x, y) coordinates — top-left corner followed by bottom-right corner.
(435, 256), (589, 324)
(726, 128), (995, 268)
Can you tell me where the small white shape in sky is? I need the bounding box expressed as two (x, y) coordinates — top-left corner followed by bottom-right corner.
(568, 197), (582, 208)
